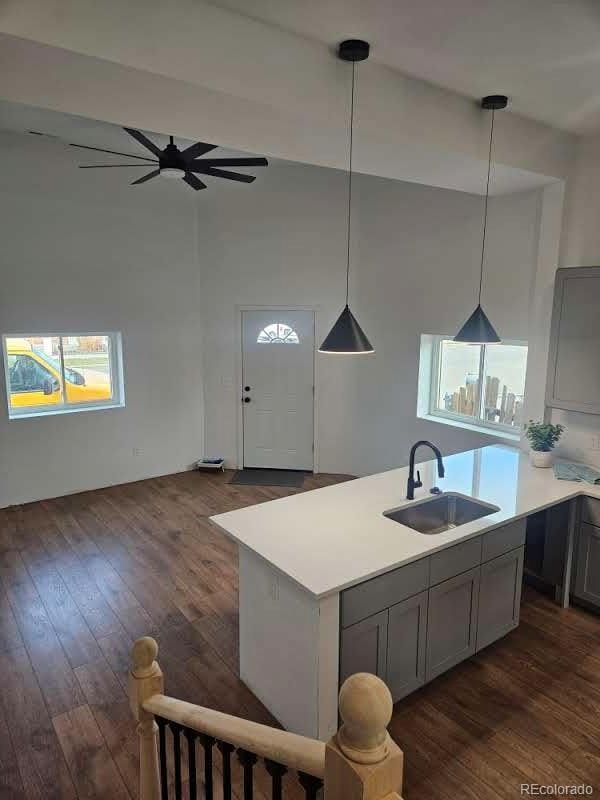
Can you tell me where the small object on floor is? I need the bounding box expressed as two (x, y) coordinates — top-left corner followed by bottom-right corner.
(230, 468), (308, 488)
(197, 457), (225, 472)
(553, 460), (600, 484)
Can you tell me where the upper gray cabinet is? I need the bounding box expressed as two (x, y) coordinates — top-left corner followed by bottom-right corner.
(547, 267), (600, 413)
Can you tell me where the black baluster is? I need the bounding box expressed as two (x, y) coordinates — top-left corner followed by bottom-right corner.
(237, 749), (258, 800)
(265, 759), (287, 800)
(199, 733), (215, 800)
(184, 729), (198, 800)
(217, 741), (235, 800)
(169, 722), (183, 800)
(298, 771), (324, 800)
(156, 716), (169, 800)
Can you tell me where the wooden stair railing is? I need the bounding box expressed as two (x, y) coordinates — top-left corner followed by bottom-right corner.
(129, 636), (404, 800)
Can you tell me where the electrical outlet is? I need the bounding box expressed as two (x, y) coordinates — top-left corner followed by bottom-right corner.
(590, 436), (600, 452)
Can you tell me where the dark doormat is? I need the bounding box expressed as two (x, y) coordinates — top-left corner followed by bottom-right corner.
(230, 469), (309, 488)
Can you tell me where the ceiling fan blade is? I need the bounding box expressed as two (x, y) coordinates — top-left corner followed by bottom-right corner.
(192, 157), (268, 168)
(181, 141), (218, 160)
(194, 167), (256, 183)
(69, 142), (156, 161)
(183, 173), (207, 191)
(123, 128), (163, 157)
(131, 169), (160, 185)
(79, 163), (156, 168)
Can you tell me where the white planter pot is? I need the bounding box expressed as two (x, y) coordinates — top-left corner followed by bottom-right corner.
(530, 449), (554, 468)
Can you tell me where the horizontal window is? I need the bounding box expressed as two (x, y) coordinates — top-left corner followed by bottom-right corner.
(417, 335), (528, 437)
(3, 333), (124, 418)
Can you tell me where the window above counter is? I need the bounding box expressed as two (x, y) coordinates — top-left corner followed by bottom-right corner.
(416, 335), (528, 441)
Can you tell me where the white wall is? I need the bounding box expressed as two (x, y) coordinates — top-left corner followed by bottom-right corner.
(200, 160), (542, 476)
(0, 130), (546, 504)
(544, 135), (600, 466)
(0, 132), (204, 507)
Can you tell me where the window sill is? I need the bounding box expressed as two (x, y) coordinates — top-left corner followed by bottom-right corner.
(8, 402), (125, 420)
(419, 412), (521, 443)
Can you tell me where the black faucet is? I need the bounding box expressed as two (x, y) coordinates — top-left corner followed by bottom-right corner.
(406, 440), (445, 500)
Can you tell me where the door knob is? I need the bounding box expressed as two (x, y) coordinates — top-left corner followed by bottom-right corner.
(243, 397), (251, 403)
(244, 386), (251, 392)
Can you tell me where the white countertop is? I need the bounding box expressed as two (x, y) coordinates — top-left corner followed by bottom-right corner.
(210, 445), (600, 599)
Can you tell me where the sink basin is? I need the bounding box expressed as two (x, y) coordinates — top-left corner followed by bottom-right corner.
(383, 492), (500, 534)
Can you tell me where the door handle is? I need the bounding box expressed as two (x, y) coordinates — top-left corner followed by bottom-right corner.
(243, 397), (251, 403)
(244, 386), (251, 392)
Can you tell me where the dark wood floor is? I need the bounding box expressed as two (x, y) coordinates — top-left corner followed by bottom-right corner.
(0, 470), (599, 799)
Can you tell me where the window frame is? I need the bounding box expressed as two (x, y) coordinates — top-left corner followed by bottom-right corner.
(428, 335), (527, 436)
(257, 322), (300, 344)
(2, 331), (125, 419)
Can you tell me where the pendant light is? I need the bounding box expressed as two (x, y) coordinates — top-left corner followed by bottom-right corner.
(454, 95), (508, 344)
(319, 39), (374, 354)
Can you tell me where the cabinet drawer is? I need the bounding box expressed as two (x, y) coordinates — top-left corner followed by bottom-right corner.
(581, 496), (600, 528)
(429, 537), (482, 586)
(481, 519), (526, 563)
(341, 558), (429, 628)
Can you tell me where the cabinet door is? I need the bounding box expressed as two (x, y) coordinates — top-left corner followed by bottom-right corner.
(339, 609), (388, 684)
(574, 522), (600, 607)
(425, 567), (480, 682)
(477, 547), (524, 652)
(547, 268), (600, 413)
(386, 591), (428, 702)
(542, 502), (569, 586)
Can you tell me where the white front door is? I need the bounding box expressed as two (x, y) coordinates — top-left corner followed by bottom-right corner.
(242, 310), (315, 470)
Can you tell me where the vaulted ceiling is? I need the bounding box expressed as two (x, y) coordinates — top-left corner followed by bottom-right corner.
(213, 0), (600, 134)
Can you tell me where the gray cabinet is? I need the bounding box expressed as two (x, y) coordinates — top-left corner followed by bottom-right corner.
(477, 547), (524, 652)
(574, 522), (600, 607)
(425, 566), (480, 681)
(339, 520), (527, 698)
(386, 591), (428, 702)
(547, 267), (600, 413)
(339, 609), (388, 684)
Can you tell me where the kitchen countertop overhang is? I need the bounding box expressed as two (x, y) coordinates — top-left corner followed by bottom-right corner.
(210, 445), (599, 599)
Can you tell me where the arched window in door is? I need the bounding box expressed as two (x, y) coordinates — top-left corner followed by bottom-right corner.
(257, 323), (300, 344)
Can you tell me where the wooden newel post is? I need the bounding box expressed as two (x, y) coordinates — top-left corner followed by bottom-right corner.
(325, 673), (404, 800)
(129, 637), (164, 800)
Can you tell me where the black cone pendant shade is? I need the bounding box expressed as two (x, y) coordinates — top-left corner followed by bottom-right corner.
(319, 40), (374, 354)
(319, 304), (374, 353)
(455, 95), (507, 344)
(453, 304), (500, 344)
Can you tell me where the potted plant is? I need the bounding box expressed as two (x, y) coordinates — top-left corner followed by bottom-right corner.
(524, 420), (565, 468)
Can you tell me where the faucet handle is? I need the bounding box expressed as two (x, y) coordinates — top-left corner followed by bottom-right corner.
(415, 470), (423, 489)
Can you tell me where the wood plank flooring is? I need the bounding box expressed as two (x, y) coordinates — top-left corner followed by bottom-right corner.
(0, 470), (598, 799)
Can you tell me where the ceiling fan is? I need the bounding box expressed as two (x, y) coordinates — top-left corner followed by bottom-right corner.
(70, 127), (268, 191)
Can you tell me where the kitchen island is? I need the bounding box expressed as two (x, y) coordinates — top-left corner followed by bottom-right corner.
(210, 444), (600, 739)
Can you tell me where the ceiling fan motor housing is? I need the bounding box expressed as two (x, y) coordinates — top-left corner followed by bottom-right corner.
(160, 142), (184, 172)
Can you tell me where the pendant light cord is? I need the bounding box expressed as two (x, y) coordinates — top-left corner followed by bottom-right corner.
(345, 60), (356, 306)
(478, 108), (495, 306)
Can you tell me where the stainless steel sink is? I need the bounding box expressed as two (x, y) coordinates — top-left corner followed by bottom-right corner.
(383, 492), (499, 534)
